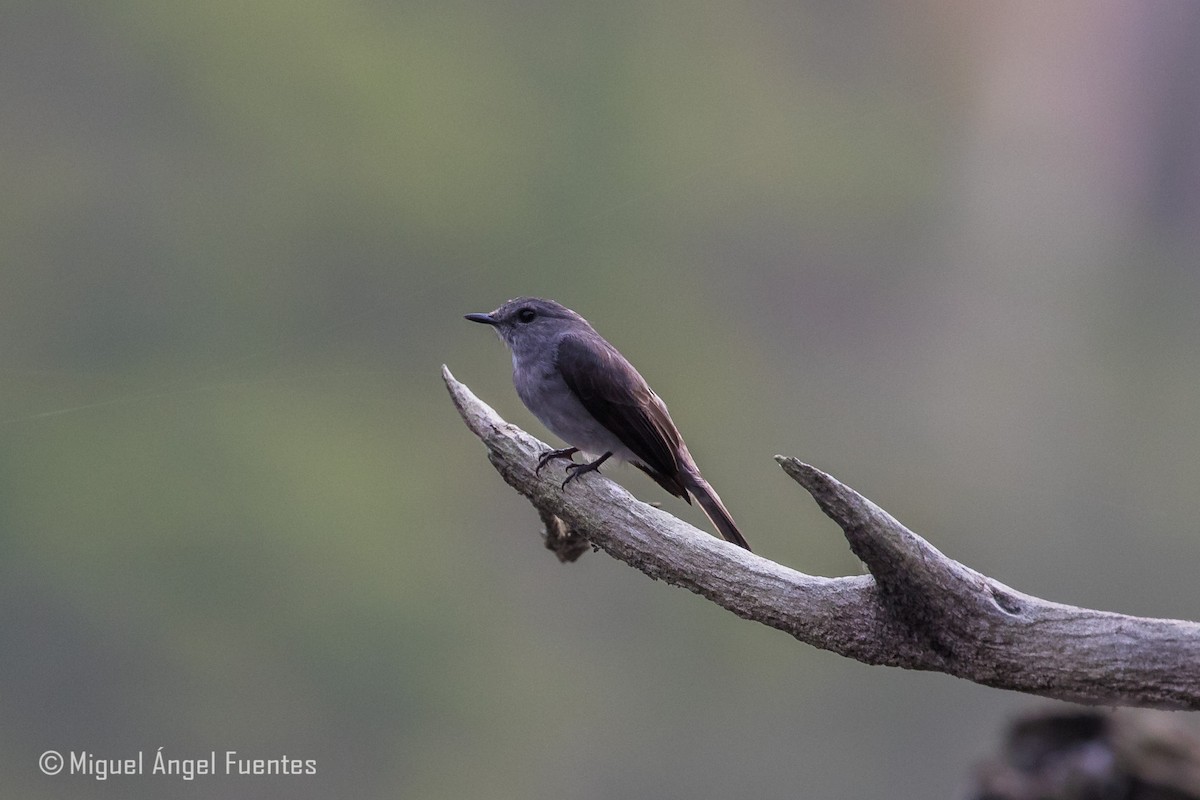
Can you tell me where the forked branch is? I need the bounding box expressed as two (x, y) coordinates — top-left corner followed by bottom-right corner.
(444, 366), (1200, 710)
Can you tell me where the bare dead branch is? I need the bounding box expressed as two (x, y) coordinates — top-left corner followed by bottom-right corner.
(444, 365), (1200, 710)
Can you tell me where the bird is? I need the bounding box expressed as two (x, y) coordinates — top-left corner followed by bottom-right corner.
(465, 297), (750, 551)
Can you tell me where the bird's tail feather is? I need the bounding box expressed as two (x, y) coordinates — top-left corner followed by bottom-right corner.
(688, 477), (751, 551)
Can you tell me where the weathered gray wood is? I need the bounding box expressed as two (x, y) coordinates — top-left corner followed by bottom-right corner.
(445, 365), (1200, 710)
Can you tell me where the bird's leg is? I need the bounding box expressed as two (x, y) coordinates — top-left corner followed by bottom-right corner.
(535, 447), (579, 475)
(562, 452), (613, 488)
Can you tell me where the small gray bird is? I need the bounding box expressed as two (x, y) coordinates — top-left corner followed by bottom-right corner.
(466, 297), (751, 551)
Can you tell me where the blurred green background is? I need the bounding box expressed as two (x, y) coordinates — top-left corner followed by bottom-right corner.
(3, 1), (1199, 798)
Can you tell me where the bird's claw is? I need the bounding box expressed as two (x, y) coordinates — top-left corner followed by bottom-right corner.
(560, 453), (612, 488)
(535, 447), (579, 475)
(561, 462), (593, 488)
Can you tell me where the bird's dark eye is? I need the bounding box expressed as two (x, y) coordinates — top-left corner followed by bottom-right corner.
(517, 308), (536, 323)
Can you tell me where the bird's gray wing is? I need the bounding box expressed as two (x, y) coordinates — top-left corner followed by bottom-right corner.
(555, 333), (688, 499)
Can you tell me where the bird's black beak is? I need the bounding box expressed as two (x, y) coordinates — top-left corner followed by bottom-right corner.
(464, 313), (497, 326)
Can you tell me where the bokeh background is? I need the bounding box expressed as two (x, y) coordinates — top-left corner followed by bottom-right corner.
(3, 2), (1199, 798)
